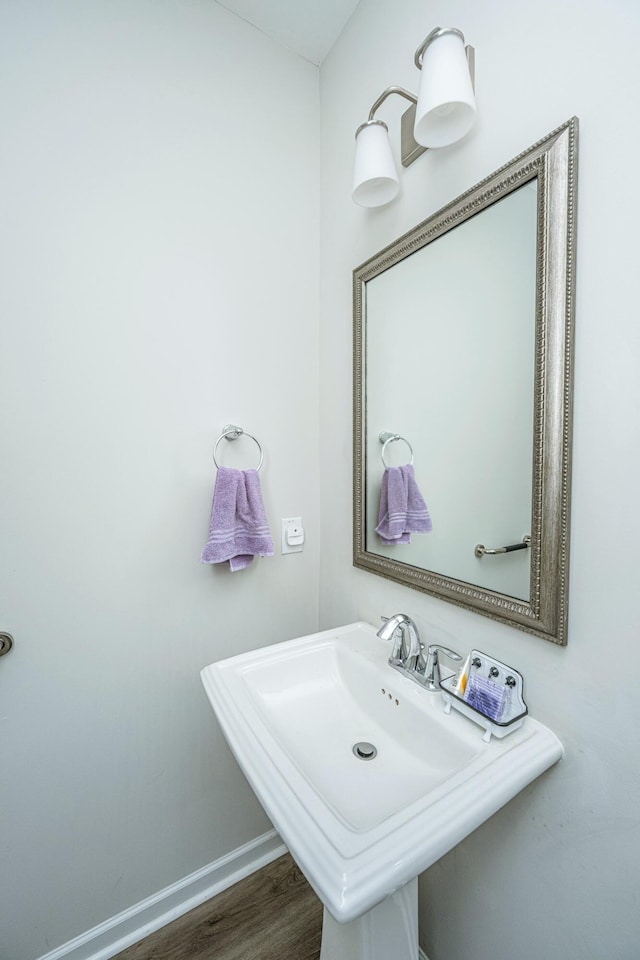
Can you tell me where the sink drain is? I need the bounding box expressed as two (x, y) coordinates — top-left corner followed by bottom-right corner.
(352, 741), (377, 761)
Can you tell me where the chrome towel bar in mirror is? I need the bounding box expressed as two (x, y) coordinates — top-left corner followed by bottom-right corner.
(474, 536), (531, 558)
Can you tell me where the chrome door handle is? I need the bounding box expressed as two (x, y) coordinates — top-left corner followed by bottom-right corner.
(0, 633), (13, 657)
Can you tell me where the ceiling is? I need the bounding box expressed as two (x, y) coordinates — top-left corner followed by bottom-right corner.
(215, 0), (361, 65)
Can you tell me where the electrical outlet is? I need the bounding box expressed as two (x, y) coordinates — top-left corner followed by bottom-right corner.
(281, 517), (304, 554)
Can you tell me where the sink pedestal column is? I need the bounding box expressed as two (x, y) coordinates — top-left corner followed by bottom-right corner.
(319, 879), (418, 960)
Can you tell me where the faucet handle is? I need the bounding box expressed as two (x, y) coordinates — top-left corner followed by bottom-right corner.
(422, 643), (462, 691)
(428, 643), (462, 661)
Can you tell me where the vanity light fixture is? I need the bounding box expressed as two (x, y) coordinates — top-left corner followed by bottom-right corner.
(352, 27), (476, 208)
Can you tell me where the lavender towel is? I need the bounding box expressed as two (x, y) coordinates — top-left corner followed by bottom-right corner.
(201, 467), (274, 572)
(375, 464), (432, 545)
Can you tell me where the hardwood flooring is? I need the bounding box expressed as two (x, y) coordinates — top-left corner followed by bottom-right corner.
(113, 853), (323, 960)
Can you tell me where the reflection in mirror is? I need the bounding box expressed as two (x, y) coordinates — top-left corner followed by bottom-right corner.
(366, 182), (537, 602)
(353, 118), (578, 644)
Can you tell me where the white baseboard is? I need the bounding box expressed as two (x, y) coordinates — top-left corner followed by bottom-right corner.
(37, 830), (287, 960)
(419, 949), (430, 960)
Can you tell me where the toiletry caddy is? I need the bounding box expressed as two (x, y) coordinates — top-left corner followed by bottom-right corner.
(440, 649), (527, 742)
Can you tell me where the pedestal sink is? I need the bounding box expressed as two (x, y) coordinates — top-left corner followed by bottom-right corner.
(201, 622), (562, 960)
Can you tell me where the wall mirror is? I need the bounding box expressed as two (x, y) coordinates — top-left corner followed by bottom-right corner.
(353, 118), (578, 645)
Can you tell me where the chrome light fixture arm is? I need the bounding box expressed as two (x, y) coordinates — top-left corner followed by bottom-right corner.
(367, 86), (418, 122)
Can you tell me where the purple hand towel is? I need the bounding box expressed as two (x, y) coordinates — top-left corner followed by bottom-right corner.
(201, 467), (274, 572)
(375, 463), (432, 545)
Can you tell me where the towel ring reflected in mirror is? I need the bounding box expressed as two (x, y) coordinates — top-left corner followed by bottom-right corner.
(379, 431), (414, 467)
(213, 424), (264, 471)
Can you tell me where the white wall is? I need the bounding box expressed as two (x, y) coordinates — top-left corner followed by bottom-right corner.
(320, 1), (640, 958)
(0, 3), (319, 958)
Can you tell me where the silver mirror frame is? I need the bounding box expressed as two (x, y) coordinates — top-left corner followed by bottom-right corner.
(353, 117), (578, 645)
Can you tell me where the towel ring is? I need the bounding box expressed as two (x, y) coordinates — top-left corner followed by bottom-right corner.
(379, 431), (414, 468)
(213, 424), (264, 471)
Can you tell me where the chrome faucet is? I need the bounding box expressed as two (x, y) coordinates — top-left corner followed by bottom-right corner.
(377, 614), (422, 671)
(377, 615), (462, 691)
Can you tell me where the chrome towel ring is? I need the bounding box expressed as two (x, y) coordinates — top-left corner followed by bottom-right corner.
(213, 424), (264, 471)
(379, 431), (414, 468)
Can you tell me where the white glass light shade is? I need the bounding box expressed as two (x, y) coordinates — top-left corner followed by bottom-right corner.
(352, 122), (400, 208)
(414, 32), (476, 148)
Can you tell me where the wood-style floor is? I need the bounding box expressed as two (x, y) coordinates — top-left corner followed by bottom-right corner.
(113, 853), (323, 960)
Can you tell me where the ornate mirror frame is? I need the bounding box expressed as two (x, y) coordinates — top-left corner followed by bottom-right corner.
(353, 117), (578, 645)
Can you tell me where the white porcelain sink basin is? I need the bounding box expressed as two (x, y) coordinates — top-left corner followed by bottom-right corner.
(201, 621), (562, 927)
